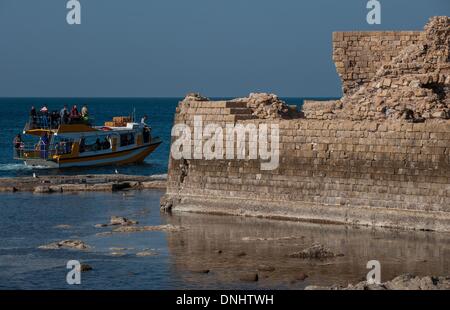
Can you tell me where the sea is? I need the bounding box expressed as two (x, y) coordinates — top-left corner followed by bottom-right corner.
(0, 98), (448, 290)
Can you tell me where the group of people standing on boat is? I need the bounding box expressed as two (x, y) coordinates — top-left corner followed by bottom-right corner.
(13, 132), (51, 159)
(29, 104), (91, 129)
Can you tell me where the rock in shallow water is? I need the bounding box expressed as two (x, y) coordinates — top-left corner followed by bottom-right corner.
(110, 216), (138, 226)
(288, 243), (342, 259)
(136, 251), (158, 257)
(239, 273), (259, 282)
(257, 265), (275, 272)
(305, 274), (450, 290)
(54, 224), (72, 229)
(190, 269), (210, 274)
(80, 264), (93, 272)
(38, 240), (90, 250)
(295, 272), (309, 281)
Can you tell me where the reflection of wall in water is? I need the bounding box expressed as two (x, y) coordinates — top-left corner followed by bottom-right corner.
(164, 213), (450, 287)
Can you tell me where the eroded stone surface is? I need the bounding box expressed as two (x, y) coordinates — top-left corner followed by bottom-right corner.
(333, 16), (450, 121)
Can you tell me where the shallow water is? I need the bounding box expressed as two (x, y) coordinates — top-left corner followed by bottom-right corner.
(0, 191), (448, 289)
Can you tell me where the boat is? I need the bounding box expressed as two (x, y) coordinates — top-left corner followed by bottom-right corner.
(14, 113), (162, 168)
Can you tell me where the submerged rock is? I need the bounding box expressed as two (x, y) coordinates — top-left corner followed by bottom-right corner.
(110, 216), (138, 226)
(136, 250), (158, 257)
(80, 264), (93, 272)
(295, 272), (309, 281)
(288, 243), (341, 259)
(239, 273), (259, 282)
(95, 223), (108, 228)
(257, 265), (275, 272)
(95, 216), (138, 228)
(190, 269), (210, 274)
(236, 251), (247, 257)
(38, 240), (90, 250)
(54, 224), (72, 229)
(305, 274), (450, 290)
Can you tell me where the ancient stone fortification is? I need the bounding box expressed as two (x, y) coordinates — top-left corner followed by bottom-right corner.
(162, 17), (450, 232)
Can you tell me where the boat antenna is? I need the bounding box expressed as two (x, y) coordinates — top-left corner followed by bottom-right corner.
(132, 107), (136, 122)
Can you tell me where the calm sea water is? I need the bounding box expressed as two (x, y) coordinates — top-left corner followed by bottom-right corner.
(0, 97), (309, 178)
(0, 190), (448, 290)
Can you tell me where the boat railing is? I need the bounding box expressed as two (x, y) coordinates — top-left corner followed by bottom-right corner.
(13, 142), (72, 160)
(24, 115), (95, 131)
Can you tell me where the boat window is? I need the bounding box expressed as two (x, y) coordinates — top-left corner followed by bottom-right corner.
(80, 135), (111, 153)
(120, 133), (134, 147)
(52, 137), (73, 155)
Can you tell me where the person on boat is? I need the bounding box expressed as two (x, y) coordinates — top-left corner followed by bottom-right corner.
(39, 105), (49, 128)
(40, 105), (49, 114)
(93, 138), (101, 151)
(39, 133), (49, 159)
(81, 105), (88, 117)
(69, 105), (80, 123)
(60, 105), (69, 124)
(29, 106), (37, 128)
(102, 137), (111, 150)
(13, 134), (23, 158)
(55, 141), (63, 155)
(79, 138), (85, 153)
(50, 110), (60, 129)
(65, 141), (73, 154)
(81, 105), (90, 124)
(140, 115), (148, 124)
(143, 126), (151, 143)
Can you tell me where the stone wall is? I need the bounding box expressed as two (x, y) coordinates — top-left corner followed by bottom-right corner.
(162, 100), (450, 232)
(333, 31), (423, 95)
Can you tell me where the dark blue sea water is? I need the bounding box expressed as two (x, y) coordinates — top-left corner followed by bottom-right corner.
(0, 97), (309, 178)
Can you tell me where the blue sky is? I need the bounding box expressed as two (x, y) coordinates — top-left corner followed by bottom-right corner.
(0, 0), (448, 97)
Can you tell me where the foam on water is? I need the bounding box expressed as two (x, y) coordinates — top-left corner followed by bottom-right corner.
(0, 163), (38, 172)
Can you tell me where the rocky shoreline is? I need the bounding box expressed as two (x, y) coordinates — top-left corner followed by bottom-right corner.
(306, 274), (450, 290)
(0, 174), (166, 193)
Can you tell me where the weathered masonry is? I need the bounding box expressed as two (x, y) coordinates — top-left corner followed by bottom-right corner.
(162, 17), (450, 232)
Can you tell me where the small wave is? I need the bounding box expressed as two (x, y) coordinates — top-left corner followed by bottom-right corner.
(0, 163), (47, 171)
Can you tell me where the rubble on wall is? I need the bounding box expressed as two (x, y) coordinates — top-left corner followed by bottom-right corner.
(333, 16), (450, 121)
(178, 92), (296, 119)
(229, 93), (290, 119)
(177, 92), (210, 114)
